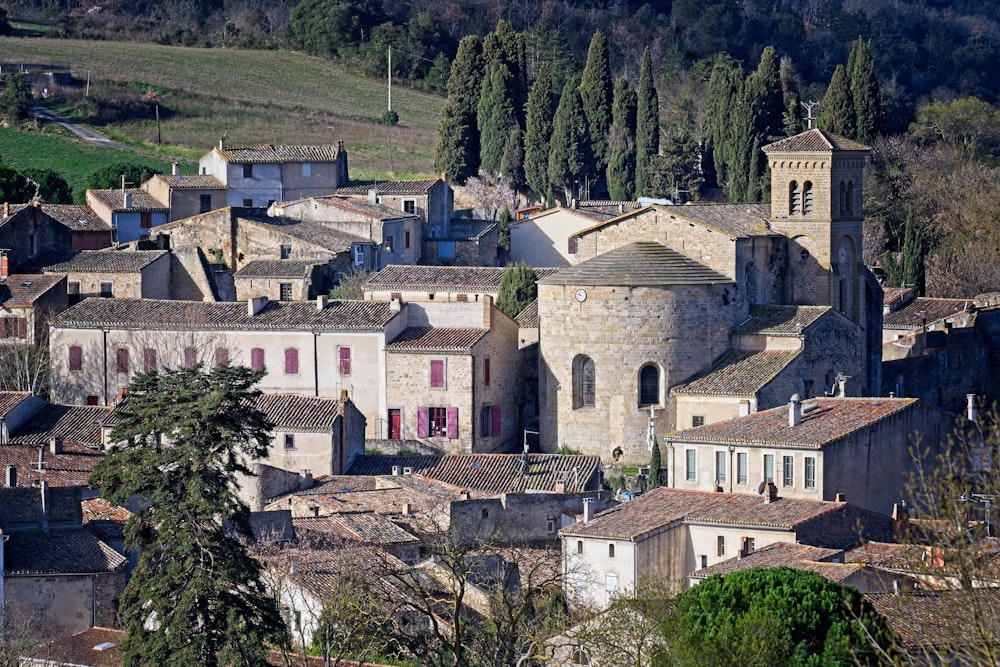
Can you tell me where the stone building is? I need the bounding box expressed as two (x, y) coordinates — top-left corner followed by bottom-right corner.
(537, 129), (882, 464)
(0, 273), (67, 344)
(85, 188), (169, 244)
(43, 249), (170, 302)
(142, 172), (227, 222)
(336, 178), (452, 238)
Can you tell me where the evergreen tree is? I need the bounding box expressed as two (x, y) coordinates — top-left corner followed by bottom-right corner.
(89, 364), (286, 667)
(434, 36), (485, 182)
(524, 62), (555, 200)
(635, 47), (660, 198)
(478, 62), (517, 175)
(0, 165), (34, 204)
(548, 76), (592, 204)
(0, 70), (32, 123)
(578, 31), (614, 175)
(500, 126), (525, 190)
(496, 260), (538, 319)
(819, 64), (856, 138)
(847, 39), (888, 143)
(649, 438), (662, 489)
(87, 162), (161, 190)
(702, 61), (740, 190)
(483, 20), (527, 127)
(22, 167), (73, 204)
(606, 77), (637, 201)
(883, 213), (925, 294)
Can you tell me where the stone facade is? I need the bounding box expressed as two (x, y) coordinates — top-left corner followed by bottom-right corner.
(0, 204), (76, 271)
(44, 253), (171, 301)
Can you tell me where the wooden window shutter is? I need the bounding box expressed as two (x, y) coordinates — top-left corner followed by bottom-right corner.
(417, 406), (429, 438)
(285, 348), (299, 374)
(251, 348), (265, 371)
(17, 317), (27, 339)
(568, 237), (578, 254)
(430, 360), (445, 388)
(339, 346), (351, 375)
(215, 347), (229, 366)
(143, 348), (157, 372)
(69, 346), (82, 371)
(446, 406), (459, 439)
(116, 348), (129, 373)
(492, 404), (501, 436)
(184, 347), (197, 368)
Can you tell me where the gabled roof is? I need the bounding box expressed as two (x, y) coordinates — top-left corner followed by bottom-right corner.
(0, 486), (83, 529)
(883, 296), (972, 330)
(273, 474), (487, 516)
(560, 487), (853, 540)
(215, 144), (341, 163)
(347, 453), (602, 494)
(39, 204), (112, 232)
(654, 202), (773, 237)
(445, 219), (498, 241)
(252, 217), (366, 252)
(233, 259), (324, 279)
(666, 397), (922, 447)
(9, 403), (110, 446)
(336, 178), (443, 196)
(0, 441), (105, 488)
(538, 242), (733, 287)
(53, 298), (398, 332)
(43, 250), (167, 274)
(514, 300), (538, 328)
(272, 195), (415, 220)
(687, 542), (853, 581)
(734, 304), (833, 336)
(82, 497), (131, 542)
(147, 174), (225, 189)
(385, 327), (488, 353)
(4, 527), (128, 574)
(866, 589), (1000, 652)
(672, 350), (801, 397)
(88, 188), (168, 212)
(524, 205), (622, 225)
(293, 512), (419, 546)
(762, 128), (870, 153)
(0, 391), (37, 416)
(256, 394), (342, 431)
(0, 273), (64, 307)
(365, 265), (559, 293)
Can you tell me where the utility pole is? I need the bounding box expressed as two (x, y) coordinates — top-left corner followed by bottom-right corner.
(387, 45), (392, 113)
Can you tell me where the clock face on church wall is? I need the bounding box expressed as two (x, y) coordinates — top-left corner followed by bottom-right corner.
(575, 288), (588, 303)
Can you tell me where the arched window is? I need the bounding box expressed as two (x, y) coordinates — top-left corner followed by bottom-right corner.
(789, 181), (801, 214)
(577, 540), (583, 554)
(803, 181), (814, 213)
(639, 364), (660, 406)
(845, 180), (854, 215)
(574, 356), (596, 408)
(608, 543), (615, 558)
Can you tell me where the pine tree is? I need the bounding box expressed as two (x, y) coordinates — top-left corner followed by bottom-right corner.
(847, 39), (887, 143)
(483, 20), (528, 127)
(524, 62), (555, 200)
(548, 76), (592, 204)
(606, 77), (637, 201)
(578, 30), (614, 175)
(89, 364), (286, 667)
(434, 36), (485, 182)
(478, 62), (517, 175)
(496, 260), (538, 319)
(819, 64), (856, 138)
(635, 47), (660, 198)
(649, 438), (662, 489)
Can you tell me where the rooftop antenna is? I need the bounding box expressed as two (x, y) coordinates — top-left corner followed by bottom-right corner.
(801, 101), (820, 129)
(271, 128), (277, 145)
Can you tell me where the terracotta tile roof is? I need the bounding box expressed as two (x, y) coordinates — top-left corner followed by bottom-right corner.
(366, 265), (559, 293)
(38, 204), (112, 232)
(385, 326), (488, 352)
(561, 487), (870, 540)
(666, 397), (920, 447)
(0, 441), (104, 488)
(20, 627), (125, 667)
(147, 174), (225, 189)
(527, 205), (623, 224)
(539, 242), (734, 287)
(0, 486), (83, 528)
(9, 404), (110, 446)
(43, 250), (167, 274)
(261, 544), (409, 602)
(515, 300), (538, 327)
(274, 195), (414, 220)
(672, 350), (800, 397)
(347, 454), (602, 494)
(53, 297), (397, 332)
(578, 200), (642, 212)
(0, 391), (36, 416)
(256, 394), (342, 431)
(735, 304), (833, 335)
(866, 589), (1000, 651)
(883, 297), (972, 329)
(216, 144), (341, 163)
(82, 497), (131, 541)
(4, 527), (127, 574)
(688, 542), (847, 579)
(762, 128), (870, 153)
(253, 217), (366, 252)
(655, 202), (773, 237)
(844, 541), (927, 569)
(336, 178), (442, 195)
(233, 259), (325, 279)
(276, 474), (487, 515)
(883, 286), (913, 310)
(88, 188), (168, 212)
(0, 273), (64, 307)
(293, 512), (419, 546)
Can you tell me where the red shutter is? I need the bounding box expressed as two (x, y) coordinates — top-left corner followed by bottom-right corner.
(116, 348), (129, 373)
(143, 348), (157, 372)
(430, 360), (444, 388)
(484, 358), (491, 386)
(17, 318), (27, 339)
(285, 348), (299, 374)
(184, 347), (197, 368)
(417, 406), (429, 438)
(446, 406), (458, 439)
(339, 347), (351, 375)
(69, 346), (82, 371)
(215, 347), (229, 366)
(251, 348), (265, 371)
(492, 404), (501, 436)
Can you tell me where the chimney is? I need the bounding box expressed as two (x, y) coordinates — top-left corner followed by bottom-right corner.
(248, 295), (268, 317)
(788, 394), (802, 426)
(367, 188), (379, 203)
(402, 502), (411, 516)
(2, 202), (8, 217)
(739, 400), (751, 417)
(762, 482), (778, 504)
(123, 193), (133, 209)
(219, 136), (225, 150)
(892, 502), (909, 540)
(555, 481), (565, 494)
(0, 250), (8, 279)
(835, 492), (846, 502)
(50, 437), (62, 455)
(967, 394), (978, 423)
(459, 490), (470, 501)
(391, 465), (401, 476)
(837, 375), (847, 397)
(37, 446), (44, 471)
(482, 295), (492, 327)
(5, 464), (15, 488)
(298, 470), (313, 489)
(337, 140), (344, 153)
(316, 294), (328, 311)
(582, 497), (594, 523)
(389, 298), (401, 312)
(171, 162), (180, 176)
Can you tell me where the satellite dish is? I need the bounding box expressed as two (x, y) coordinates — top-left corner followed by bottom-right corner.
(757, 480), (767, 495)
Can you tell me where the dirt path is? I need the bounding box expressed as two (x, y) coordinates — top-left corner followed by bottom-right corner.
(30, 104), (133, 152)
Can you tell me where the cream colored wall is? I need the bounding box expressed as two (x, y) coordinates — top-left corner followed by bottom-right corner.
(562, 534), (639, 611)
(674, 395), (754, 430)
(667, 442), (825, 500)
(685, 524), (798, 575)
(509, 210), (596, 267)
(265, 429), (334, 475)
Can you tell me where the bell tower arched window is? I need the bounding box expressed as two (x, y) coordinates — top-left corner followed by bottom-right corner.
(789, 181), (801, 215)
(803, 181), (814, 214)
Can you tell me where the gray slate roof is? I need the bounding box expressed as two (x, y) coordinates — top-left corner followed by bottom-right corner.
(4, 528), (127, 574)
(43, 250), (167, 274)
(366, 265), (559, 293)
(514, 300), (538, 328)
(762, 128), (870, 153)
(234, 260), (324, 279)
(88, 188), (168, 212)
(216, 144), (341, 163)
(0, 273), (64, 307)
(734, 304), (832, 335)
(655, 202), (773, 237)
(53, 298), (397, 332)
(883, 297), (971, 329)
(251, 217), (366, 252)
(672, 350), (801, 397)
(539, 242), (733, 287)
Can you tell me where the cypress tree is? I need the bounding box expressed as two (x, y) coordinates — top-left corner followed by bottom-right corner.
(649, 438), (662, 489)
(884, 214), (925, 294)
(548, 76), (592, 205)
(496, 260), (538, 319)
(703, 61), (739, 190)
(501, 126), (525, 190)
(819, 64), (856, 138)
(606, 77), (637, 201)
(847, 39), (888, 143)
(524, 62), (555, 200)
(751, 46), (784, 143)
(478, 62), (517, 175)
(578, 30), (614, 175)
(635, 47), (660, 197)
(435, 36), (485, 182)
(483, 20), (528, 127)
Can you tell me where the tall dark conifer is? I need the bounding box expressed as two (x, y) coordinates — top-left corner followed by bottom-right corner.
(524, 62), (555, 200)
(607, 77), (637, 201)
(434, 36), (485, 182)
(578, 30), (614, 175)
(847, 39), (888, 143)
(820, 64), (856, 138)
(548, 76), (592, 204)
(703, 61), (740, 190)
(635, 47), (660, 197)
(478, 62), (517, 175)
(483, 20), (528, 127)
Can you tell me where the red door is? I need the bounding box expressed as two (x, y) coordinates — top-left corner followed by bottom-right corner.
(389, 409), (401, 440)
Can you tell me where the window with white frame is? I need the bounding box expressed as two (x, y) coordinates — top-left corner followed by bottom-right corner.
(783, 455), (794, 487)
(686, 449), (696, 481)
(805, 456), (816, 489)
(764, 454), (775, 483)
(737, 452), (748, 484)
(716, 451), (726, 484)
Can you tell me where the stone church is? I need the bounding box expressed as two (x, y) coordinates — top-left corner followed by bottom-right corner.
(537, 129), (883, 464)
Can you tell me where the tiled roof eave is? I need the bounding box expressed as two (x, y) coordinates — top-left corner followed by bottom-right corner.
(664, 435), (826, 449)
